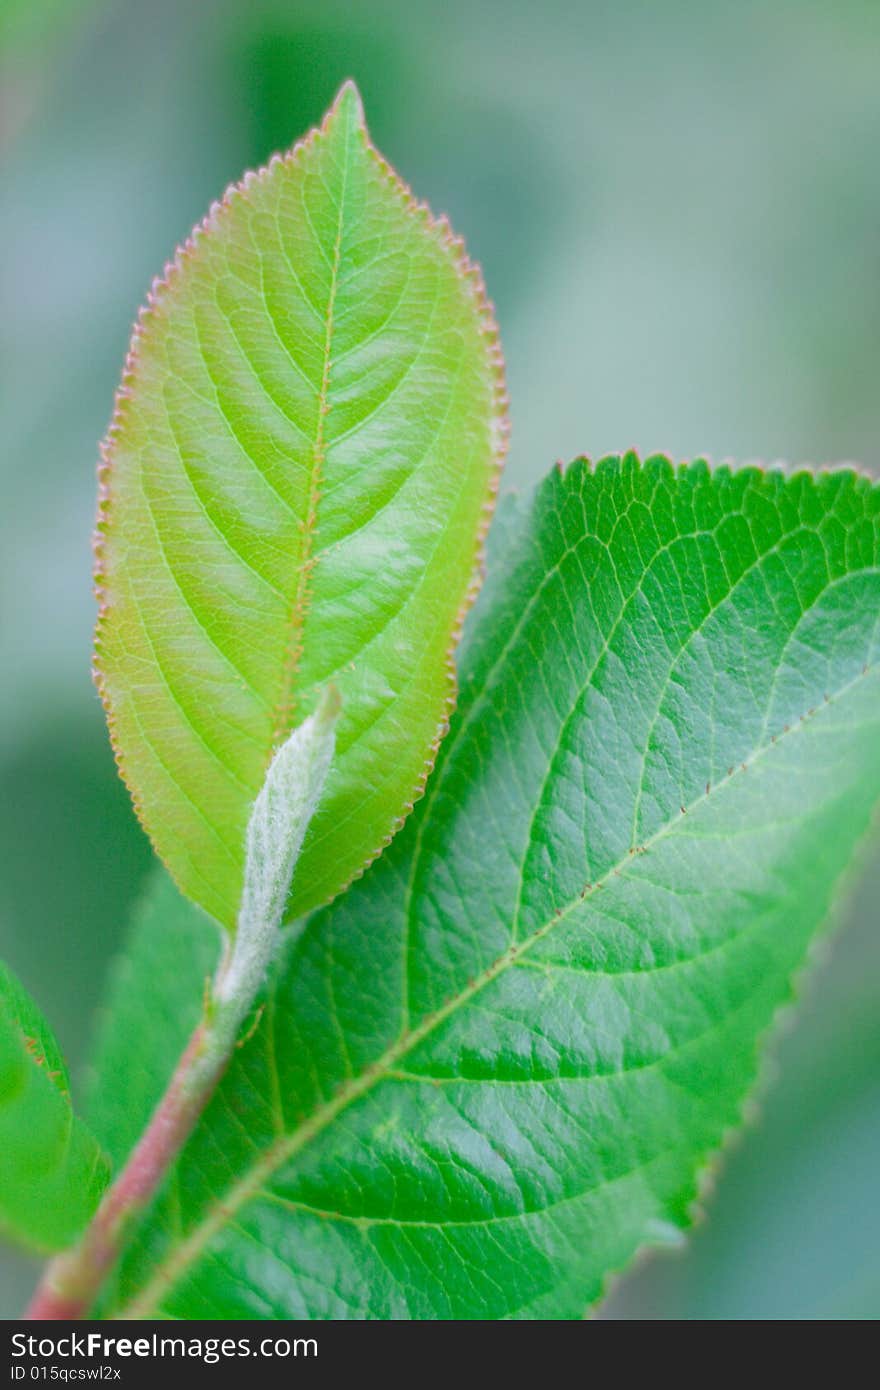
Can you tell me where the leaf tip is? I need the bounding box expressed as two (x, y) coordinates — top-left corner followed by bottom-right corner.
(328, 78), (366, 133)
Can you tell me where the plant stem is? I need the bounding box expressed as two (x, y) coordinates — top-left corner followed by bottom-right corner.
(25, 692), (340, 1320)
(25, 999), (240, 1320)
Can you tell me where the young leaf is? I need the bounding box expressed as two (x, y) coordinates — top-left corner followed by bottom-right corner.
(0, 963), (109, 1253)
(88, 455), (880, 1318)
(94, 81), (506, 930)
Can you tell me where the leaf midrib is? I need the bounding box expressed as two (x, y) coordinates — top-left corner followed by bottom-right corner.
(117, 657), (877, 1318)
(270, 123), (351, 750)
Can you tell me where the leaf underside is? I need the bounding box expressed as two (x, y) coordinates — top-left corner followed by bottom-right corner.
(89, 454), (880, 1319)
(94, 82), (506, 930)
(0, 964), (109, 1253)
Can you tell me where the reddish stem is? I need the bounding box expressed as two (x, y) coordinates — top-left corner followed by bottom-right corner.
(26, 1020), (223, 1320)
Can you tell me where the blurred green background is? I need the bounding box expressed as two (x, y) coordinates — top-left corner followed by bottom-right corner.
(2, 0), (879, 1320)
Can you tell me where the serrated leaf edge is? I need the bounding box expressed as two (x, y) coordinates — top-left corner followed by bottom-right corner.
(113, 452), (879, 1318)
(587, 794), (880, 1320)
(92, 80), (509, 925)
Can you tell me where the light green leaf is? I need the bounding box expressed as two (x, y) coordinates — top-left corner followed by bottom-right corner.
(95, 81), (506, 930)
(89, 455), (880, 1318)
(0, 963), (109, 1252)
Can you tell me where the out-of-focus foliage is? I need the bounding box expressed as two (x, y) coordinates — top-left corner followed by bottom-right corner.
(0, 962), (109, 1253)
(2, 0), (879, 1317)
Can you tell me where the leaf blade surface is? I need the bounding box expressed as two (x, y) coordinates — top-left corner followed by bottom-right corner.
(95, 82), (505, 927)
(90, 455), (880, 1317)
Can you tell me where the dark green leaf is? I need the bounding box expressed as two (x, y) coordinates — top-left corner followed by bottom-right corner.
(0, 963), (109, 1252)
(89, 454), (880, 1317)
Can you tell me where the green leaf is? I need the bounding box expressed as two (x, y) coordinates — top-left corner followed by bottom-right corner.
(94, 81), (506, 930)
(0, 963), (109, 1252)
(89, 455), (880, 1319)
